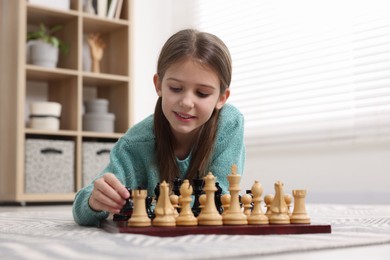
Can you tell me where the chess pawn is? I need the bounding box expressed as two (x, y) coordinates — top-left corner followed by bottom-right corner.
(241, 193), (252, 217)
(128, 189), (151, 227)
(290, 190), (311, 224)
(223, 165), (248, 225)
(269, 181), (290, 224)
(264, 194), (274, 217)
(152, 181), (176, 227)
(221, 194), (231, 216)
(169, 194), (179, 218)
(199, 194), (206, 210)
(197, 172), (223, 226)
(176, 180), (197, 226)
(248, 180), (269, 225)
(284, 194), (293, 216)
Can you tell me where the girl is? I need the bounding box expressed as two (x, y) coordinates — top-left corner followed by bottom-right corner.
(73, 29), (245, 226)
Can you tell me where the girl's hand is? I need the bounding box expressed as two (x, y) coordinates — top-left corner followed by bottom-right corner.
(88, 173), (130, 214)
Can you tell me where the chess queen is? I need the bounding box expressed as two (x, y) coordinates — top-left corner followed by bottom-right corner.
(73, 29), (245, 226)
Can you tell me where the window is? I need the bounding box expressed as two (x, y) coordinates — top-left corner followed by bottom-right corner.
(193, 0), (390, 150)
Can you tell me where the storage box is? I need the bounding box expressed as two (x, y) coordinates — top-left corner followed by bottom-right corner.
(82, 141), (115, 187)
(25, 139), (74, 193)
(27, 0), (70, 11)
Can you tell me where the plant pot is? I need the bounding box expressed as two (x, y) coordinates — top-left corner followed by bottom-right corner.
(27, 40), (59, 68)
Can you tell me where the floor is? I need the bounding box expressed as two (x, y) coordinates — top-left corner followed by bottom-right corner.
(0, 204), (73, 212)
(1, 204), (389, 259)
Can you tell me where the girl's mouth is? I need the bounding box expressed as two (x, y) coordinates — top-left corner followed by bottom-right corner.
(174, 112), (195, 120)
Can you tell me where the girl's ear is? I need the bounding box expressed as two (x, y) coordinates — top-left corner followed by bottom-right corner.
(153, 74), (162, 97)
(216, 88), (230, 110)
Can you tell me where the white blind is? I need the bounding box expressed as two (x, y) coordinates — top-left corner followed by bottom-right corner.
(192, 0), (390, 150)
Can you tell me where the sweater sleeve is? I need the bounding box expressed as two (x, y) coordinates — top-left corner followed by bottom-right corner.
(72, 116), (155, 226)
(209, 104), (246, 193)
(72, 138), (135, 226)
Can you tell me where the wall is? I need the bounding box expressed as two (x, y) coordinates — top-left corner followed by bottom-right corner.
(132, 1), (390, 204)
(242, 144), (390, 204)
(132, 0), (195, 123)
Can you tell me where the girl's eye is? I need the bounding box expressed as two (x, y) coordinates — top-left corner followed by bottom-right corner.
(197, 92), (210, 98)
(169, 87), (181, 93)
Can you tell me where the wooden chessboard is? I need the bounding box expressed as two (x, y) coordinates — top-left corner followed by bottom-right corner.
(101, 220), (331, 237)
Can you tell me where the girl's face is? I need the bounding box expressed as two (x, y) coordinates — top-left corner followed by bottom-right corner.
(154, 58), (230, 141)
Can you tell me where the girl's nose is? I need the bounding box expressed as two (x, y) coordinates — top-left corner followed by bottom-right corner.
(179, 95), (194, 109)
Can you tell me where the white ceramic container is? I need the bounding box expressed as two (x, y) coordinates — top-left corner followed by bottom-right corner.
(30, 102), (62, 117)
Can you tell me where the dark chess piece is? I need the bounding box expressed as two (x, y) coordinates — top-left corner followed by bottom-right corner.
(145, 195), (155, 219)
(191, 172), (204, 217)
(113, 187), (133, 221)
(154, 182), (160, 201)
(173, 176), (182, 196)
(215, 182), (223, 214)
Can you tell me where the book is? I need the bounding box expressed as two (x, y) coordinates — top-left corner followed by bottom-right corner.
(114, 0), (123, 19)
(107, 0), (118, 19)
(97, 0), (108, 18)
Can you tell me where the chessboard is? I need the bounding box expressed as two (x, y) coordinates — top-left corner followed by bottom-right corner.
(101, 220), (331, 237)
(100, 165), (331, 237)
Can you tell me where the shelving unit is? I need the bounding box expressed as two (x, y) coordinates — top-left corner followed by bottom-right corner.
(0, 0), (133, 203)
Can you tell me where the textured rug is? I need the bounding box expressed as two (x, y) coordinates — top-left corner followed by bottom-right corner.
(0, 204), (390, 259)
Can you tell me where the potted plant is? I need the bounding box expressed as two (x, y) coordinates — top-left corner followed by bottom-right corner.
(26, 23), (69, 68)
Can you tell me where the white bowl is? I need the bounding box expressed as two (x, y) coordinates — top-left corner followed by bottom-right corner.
(30, 102), (62, 117)
(29, 117), (60, 131)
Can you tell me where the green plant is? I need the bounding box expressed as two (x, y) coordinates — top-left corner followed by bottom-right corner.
(26, 23), (69, 55)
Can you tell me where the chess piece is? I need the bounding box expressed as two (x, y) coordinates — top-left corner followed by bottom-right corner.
(87, 33), (106, 73)
(221, 194), (231, 216)
(223, 165), (248, 225)
(290, 190), (311, 224)
(248, 180), (268, 225)
(191, 173), (204, 217)
(199, 194), (206, 209)
(127, 189), (151, 227)
(145, 195), (155, 219)
(269, 181), (290, 224)
(264, 194), (274, 217)
(152, 181), (176, 227)
(169, 194), (179, 218)
(241, 193), (252, 217)
(113, 187), (133, 221)
(154, 182), (160, 201)
(246, 189), (254, 210)
(284, 194), (293, 216)
(197, 172), (223, 226)
(172, 176), (182, 196)
(176, 180), (197, 226)
(215, 182), (223, 214)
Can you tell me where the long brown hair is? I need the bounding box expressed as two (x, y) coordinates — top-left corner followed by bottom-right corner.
(154, 29), (232, 184)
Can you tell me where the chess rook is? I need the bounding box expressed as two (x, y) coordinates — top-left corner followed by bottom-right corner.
(290, 190), (311, 224)
(127, 189), (151, 227)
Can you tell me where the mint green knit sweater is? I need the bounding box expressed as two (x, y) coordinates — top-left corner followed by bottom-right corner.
(72, 103), (245, 226)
